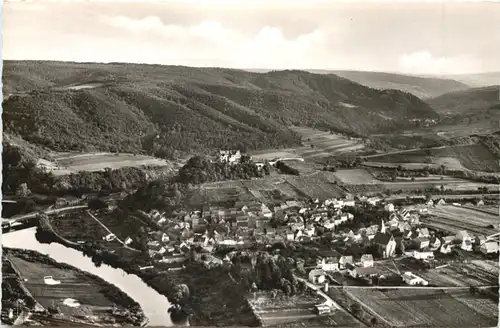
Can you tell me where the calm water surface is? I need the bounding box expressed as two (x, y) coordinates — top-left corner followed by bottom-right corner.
(2, 227), (173, 326)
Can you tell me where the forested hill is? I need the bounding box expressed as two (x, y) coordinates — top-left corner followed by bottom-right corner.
(3, 61), (438, 158)
(427, 85), (500, 116)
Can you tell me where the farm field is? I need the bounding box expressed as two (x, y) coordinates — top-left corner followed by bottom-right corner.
(249, 127), (365, 162)
(44, 152), (179, 176)
(415, 261), (499, 287)
(249, 292), (359, 327)
(191, 172), (346, 206)
(344, 288), (497, 327)
(363, 161), (442, 170)
(342, 184), (386, 195)
(364, 144), (500, 172)
(421, 205), (500, 236)
(242, 178), (305, 204)
(427, 205), (500, 229)
(332, 169), (381, 185)
(285, 172), (346, 199)
(188, 180), (256, 205)
(6, 250), (137, 324)
(380, 179), (495, 192)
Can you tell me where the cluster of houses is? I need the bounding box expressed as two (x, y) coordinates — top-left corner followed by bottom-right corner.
(136, 196), (498, 276)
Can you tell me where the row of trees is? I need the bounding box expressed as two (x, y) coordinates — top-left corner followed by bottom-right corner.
(229, 252), (307, 296)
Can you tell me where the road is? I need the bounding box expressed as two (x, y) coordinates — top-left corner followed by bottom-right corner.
(294, 276), (342, 310)
(86, 210), (139, 252)
(3, 205), (89, 224)
(327, 285), (498, 290)
(362, 146), (447, 159)
(385, 193), (499, 201)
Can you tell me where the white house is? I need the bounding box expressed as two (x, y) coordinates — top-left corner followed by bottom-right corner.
(344, 200), (356, 207)
(480, 241), (499, 255)
(367, 197), (381, 206)
(418, 228), (430, 238)
(360, 254), (374, 268)
(405, 251), (434, 260)
(402, 272), (428, 286)
(437, 199), (446, 206)
(440, 243), (453, 254)
(309, 269), (326, 284)
(319, 251), (340, 271)
(461, 239), (473, 251)
(339, 255), (354, 269)
(384, 203), (395, 212)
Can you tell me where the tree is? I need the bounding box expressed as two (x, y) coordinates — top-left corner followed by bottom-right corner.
(350, 302), (362, 316)
(370, 317), (378, 326)
(16, 183), (31, 197)
(88, 198), (107, 210)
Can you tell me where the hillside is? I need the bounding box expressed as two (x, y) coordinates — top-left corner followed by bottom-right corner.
(3, 61), (438, 158)
(247, 69), (469, 99)
(427, 85), (500, 116)
(442, 72), (500, 88)
(322, 70), (469, 99)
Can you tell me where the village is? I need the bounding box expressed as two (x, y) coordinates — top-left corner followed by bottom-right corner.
(118, 150), (499, 324)
(3, 148), (499, 327)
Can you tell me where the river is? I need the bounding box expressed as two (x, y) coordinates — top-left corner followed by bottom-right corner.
(2, 227), (173, 326)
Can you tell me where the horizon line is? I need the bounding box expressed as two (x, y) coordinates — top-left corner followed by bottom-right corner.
(3, 59), (499, 77)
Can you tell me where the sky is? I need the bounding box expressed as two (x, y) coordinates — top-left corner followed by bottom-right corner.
(3, 0), (500, 75)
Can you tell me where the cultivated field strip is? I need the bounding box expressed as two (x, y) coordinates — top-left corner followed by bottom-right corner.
(346, 288), (496, 327)
(422, 216), (495, 236)
(428, 206), (500, 226)
(8, 256), (115, 312)
(332, 169), (381, 185)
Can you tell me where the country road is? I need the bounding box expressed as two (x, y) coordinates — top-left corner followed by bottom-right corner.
(294, 276), (342, 310)
(362, 146), (447, 159)
(4, 205), (89, 223)
(86, 210), (139, 252)
(327, 285), (499, 290)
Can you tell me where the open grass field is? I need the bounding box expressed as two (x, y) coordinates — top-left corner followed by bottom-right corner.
(8, 254), (117, 319)
(365, 144), (500, 172)
(332, 169), (381, 185)
(45, 152), (179, 176)
(344, 288), (497, 327)
(49, 211), (110, 242)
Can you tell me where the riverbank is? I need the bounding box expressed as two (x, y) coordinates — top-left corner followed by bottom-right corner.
(34, 218), (260, 327)
(2, 247), (146, 326)
(2, 228), (174, 326)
